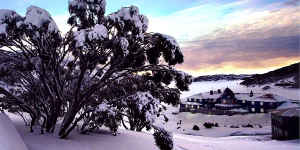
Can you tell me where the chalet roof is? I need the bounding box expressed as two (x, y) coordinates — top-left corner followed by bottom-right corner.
(218, 88), (235, 99)
(181, 101), (202, 105)
(215, 104), (241, 107)
(251, 94), (288, 102)
(187, 92), (221, 99)
(235, 93), (289, 102)
(183, 90), (290, 103)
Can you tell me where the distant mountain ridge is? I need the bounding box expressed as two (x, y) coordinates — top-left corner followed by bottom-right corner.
(193, 74), (252, 82)
(240, 62), (300, 88)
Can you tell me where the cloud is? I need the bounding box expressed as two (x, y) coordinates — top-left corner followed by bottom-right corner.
(167, 4), (300, 76)
(49, 1), (299, 76)
(147, 0), (283, 42)
(283, 0), (300, 6)
(177, 56), (300, 76)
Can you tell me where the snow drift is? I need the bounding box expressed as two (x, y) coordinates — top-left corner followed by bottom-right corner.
(0, 112), (28, 150)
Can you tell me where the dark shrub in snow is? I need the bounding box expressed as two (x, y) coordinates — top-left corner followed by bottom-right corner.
(192, 125), (200, 131)
(203, 122), (214, 128)
(242, 124), (254, 128)
(262, 86), (271, 90)
(153, 127), (173, 150)
(214, 123), (219, 127)
(250, 90), (254, 97)
(230, 125), (239, 128)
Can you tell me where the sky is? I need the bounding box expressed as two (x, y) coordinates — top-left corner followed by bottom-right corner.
(1, 0), (299, 76)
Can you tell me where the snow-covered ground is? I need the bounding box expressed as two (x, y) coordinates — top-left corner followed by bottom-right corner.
(162, 105), (272, 137)
(0, 113), (28, 150)
(4, 112), (299, 150)
(166, 80), (300, 138)
(181, 80), (300, 100)
(174, 134), (300, 150)
(1, 80), (299, 150)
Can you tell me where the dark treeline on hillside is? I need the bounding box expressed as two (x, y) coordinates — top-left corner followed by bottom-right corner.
(241, 62), (300, 88)
(193, 74), (252, 82)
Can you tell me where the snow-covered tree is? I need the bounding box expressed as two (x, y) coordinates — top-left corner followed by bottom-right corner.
(250, 90), (254, 97)
(0, 0), (192, 143)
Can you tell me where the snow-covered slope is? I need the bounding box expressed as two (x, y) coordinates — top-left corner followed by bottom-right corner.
(0, 112), (28, 150)
(193, 74), (251, 82)
(174, 134), (300, 150)
(8, 113), (160, 150)
(241, 62), (299, 88)
(162, 106), (272, 137)
(181, 80), (300, 100)
(7, 112), (300, 150)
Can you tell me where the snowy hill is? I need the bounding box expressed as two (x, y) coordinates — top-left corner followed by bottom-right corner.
(193, 74), (251, 82)
(0, 113), (28, 150)
(6, 112), (300, 150)
(241, 62), (300, 88)
(181, 80), (300, 101)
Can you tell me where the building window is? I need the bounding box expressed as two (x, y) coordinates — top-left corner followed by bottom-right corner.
(243, 100), (246, 103)
(251, 108), (255, 112)
(260, 102), (264, 106)
(260, 108), (264, 113)
(251, 101), (255, 105)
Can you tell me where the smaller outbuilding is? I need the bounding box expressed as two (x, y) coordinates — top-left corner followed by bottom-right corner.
(271, 108), (300, 140)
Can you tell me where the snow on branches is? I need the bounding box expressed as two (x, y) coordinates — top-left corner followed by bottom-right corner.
(127, 91), (160, 124)
(119, 37), (129, 56)
(107, 6), (149, 39)
(68, 0), (106, 28)
(25, 6), (59, 33)
(0, 10), (22, 39)
(88, 24), (108, 41)
(0, 24), (7, 36)
(0, 6), (61, 49)
(73, 24), (108, 48)
(147, 33), (184, 66)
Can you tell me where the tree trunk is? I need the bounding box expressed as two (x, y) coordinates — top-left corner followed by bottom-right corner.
(58, 105), (80, 138)
(46, 102), (61, 133)
(46, 113), (58, 133)
(59, 109), (86, 139)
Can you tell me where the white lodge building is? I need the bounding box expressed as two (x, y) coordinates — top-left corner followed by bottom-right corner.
(180, 88), (288, 114)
